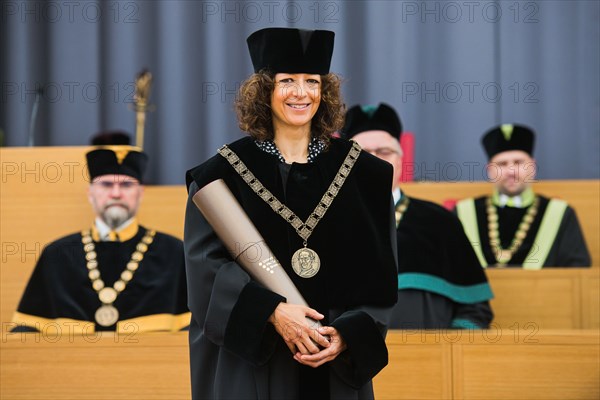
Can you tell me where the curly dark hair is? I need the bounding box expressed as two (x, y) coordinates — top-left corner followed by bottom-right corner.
(235, 70), (345, 146)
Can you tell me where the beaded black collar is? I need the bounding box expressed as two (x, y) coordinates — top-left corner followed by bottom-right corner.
(255, 138), (325, 163)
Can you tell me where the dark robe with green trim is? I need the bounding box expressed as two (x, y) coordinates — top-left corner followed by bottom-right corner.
(12, 226), (189, 332)
(391, 197), (494, 329)
(184, 137), (398, 400)
(467, 195), (591, 267)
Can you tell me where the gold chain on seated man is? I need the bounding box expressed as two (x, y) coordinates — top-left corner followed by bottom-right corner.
(486, 196), (539, 266)
(218, 141), (362, 278)
(81, 229), (156, 326)
(395, 196), (410, 227)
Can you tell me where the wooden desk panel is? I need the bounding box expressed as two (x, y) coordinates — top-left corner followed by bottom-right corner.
(485, 269), (599, 330)
(0, 332), (191, 400)
(375, 330), (600, 400)
(486, 269), (581, 329)
(2, 330), (598, 400)
(452, 331), (600, 400)
(456, 345), (599, 400)
(581, 272), (600, 329)
(374, 338), (452, 399)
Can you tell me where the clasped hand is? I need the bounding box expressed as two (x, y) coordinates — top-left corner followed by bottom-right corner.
(268, 303), (347, 368)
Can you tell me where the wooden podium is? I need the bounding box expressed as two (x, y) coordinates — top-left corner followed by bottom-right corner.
(1, 330), (598, 400)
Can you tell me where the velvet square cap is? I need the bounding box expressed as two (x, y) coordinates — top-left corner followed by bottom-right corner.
(246, 28), (335, 74)
(482, 124), (535, 159)
(342, 103), (403, 140)
(86, 146), (148, 182)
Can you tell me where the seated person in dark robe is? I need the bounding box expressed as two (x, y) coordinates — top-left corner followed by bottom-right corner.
(12, 145), (190, 333)
(455, 124), (591, 268)
(343, 103), (494, 329)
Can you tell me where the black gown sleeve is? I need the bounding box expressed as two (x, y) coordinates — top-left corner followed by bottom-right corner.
(329, 195), (398, 388)
(184, 182), (285, 365)
(451, 301), (494, 329)
(547, 207), (592, 267)
(11, 243), (63, 332)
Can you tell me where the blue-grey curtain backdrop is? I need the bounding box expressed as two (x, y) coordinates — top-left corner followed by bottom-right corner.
(1, 0), (599, 184)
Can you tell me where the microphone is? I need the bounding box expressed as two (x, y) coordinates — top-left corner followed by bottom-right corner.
(27, 87), (44, 147)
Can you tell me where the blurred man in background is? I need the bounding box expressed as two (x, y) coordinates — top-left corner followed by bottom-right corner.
(12, 143), (189, 333)
(344, 103), (494, 329)
(455, 124), (591, 268)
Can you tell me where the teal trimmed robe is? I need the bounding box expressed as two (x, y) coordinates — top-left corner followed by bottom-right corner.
(392, 197), (494, 329)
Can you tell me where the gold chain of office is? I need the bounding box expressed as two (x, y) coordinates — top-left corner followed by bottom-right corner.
(394, 196), (410, 227)
(486, 196), (539, 266)
(81, 229), (155, 326)
(218, 141), (362, 278)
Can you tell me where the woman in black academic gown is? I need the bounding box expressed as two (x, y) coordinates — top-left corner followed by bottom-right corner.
(184, 27), (398, 400)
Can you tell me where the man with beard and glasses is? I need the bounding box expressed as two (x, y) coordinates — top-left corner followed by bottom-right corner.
(11, 145), (190, 334)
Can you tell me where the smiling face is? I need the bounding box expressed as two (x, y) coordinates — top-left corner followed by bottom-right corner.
(487, 150), (536, 196)
(88, 174), (144, 229)
(271, 73), (321, 135)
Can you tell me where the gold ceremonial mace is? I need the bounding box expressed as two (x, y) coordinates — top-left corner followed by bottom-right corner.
(133, 69), (153, 149)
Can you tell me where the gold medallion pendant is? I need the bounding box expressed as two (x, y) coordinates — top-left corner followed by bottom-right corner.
(291, 247), (321, 278)
(95, 305), (119, 327)
(496, 249), (512, 265)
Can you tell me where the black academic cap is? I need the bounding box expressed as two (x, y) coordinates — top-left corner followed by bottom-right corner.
(482, 124), (535, 159)
(342, 103), (403, 140)
(86, 146), (148, 182)
(90, 130), (132, 145)
(246, 28), (335, 74)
